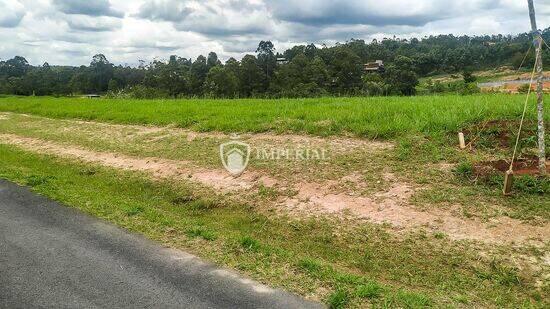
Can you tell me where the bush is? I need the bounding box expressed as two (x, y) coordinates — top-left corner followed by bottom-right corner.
(459, 83), (480, 95)
(463, 70), (477, 83)
(105, 85), (170, 99)
(426, 80), (446, 93)
(517, 83), (531, 94)
(278, 82), (327, 98)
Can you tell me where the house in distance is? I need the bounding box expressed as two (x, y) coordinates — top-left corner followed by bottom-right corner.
(364, 60), (385, 73)
(276, 57), (289, 65)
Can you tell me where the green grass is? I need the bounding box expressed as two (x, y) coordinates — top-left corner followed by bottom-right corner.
(0, 144), (546, 308)
(0, 95), (548, 307)
(328, 290), (349, 309)
(0, 106), (547, 220)
(0, 94), (546, 138)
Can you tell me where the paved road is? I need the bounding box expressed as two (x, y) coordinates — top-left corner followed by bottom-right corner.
(0, 180), (321, 309)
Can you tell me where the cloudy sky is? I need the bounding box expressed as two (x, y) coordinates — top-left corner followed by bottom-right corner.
(1, 0), (550, 66)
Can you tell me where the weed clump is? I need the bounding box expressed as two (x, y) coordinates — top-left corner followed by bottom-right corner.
(297, 258), (323, 274)
(185, 227), (217, 241)
(327, 289), (349, 309)
(355, 281), (384, 299)
(239, 236), (260, 251)
(25, 175), (54, 186)
(454, 162), (474, 179)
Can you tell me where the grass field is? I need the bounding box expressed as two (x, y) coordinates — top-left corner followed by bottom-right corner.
(0, 94), (548, 308)
(0, 145), (546, 308)
(0, 94), (546, 138)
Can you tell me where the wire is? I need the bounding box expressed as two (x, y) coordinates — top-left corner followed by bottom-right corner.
(515, 44), (532, 76)
(509, 51), (538, 172)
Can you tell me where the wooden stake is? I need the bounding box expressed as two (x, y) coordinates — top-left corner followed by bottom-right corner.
(503, 170), (514, 195)
(458, 132), (466, 149)
(527, 0), (547, 175)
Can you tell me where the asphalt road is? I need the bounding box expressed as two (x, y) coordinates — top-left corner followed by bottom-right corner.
(0, 179), (322, 309)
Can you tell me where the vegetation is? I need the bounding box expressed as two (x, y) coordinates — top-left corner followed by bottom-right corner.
(0, 145), (546, 308)
(0, 90), (547, 308)
(1, 28), (550, 98)
(0, 94), (547, 139)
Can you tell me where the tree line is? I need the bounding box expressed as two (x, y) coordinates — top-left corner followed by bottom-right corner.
(1, 28), (549, 98)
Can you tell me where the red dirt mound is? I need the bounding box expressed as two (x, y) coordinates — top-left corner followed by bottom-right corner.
(475, 156), (550, 176)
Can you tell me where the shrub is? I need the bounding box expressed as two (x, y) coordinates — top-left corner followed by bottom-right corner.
(517, 83), (531, 94)
(105, 85), (170, 99)
(459, 83), (480, 95)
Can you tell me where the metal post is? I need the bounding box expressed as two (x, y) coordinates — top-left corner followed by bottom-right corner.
(527, 0), (547, 175)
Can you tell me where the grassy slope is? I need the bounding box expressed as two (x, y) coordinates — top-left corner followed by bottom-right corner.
(0, 112), (547, 221)
(0, 94), (546, 138)
(0, 145), (545, 308)
(0, 95), (548, 307)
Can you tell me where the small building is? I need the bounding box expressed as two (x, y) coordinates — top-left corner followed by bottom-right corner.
(276, 57), (289, 65)
(364, 60), (385, 73)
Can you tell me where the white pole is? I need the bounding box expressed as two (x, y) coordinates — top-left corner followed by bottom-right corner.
(527, 0), (547, 175)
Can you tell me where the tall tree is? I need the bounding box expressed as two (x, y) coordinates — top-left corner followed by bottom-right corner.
(189, 55), (208, 96)
(239, 55), (265, 97)
(256, 41), (277, 82)
(204, 66), (238, 98)
(207, 52), (222, 70)
(89, 54), (114, 93)
(383, 56), (419, 96)
(329, 48), (363, 94)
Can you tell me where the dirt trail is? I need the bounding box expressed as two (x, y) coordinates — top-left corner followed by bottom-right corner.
(0, 133), (260, 191)
(0, 132), (548, 245)
(0, 112), (390, 152)
(284, 180), (549, 244)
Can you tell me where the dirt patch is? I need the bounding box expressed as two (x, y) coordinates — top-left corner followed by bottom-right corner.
(474, 156), (550, 176)
(0, 133), (263, 192)
(281, 178), (549, 245)
(1, 133), (548, 245)
(461, 120), (539, 150)
(245, 133), (393, 152)
(480, 82), (550, 94)
(435, 162), (456, 173)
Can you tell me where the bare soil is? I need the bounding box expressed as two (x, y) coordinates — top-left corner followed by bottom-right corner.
(1, 132), (548, 245)
(475, 156), (550, 176)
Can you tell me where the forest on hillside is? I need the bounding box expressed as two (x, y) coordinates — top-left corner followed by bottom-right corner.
(1, 28), (550, 98)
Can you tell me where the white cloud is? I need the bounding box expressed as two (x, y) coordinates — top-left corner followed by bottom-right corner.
(0, 0), (549, 65)
(66, 15), (122, 32)
(52, 0), (124, 18)
(0, 0), (26, 27)
(135, 0), (193, 22)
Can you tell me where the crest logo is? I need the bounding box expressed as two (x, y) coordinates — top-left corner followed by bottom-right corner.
(219, 135), (250, 176)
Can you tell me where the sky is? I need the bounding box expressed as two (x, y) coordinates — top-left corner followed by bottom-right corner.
(1, 0), (550, 66)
